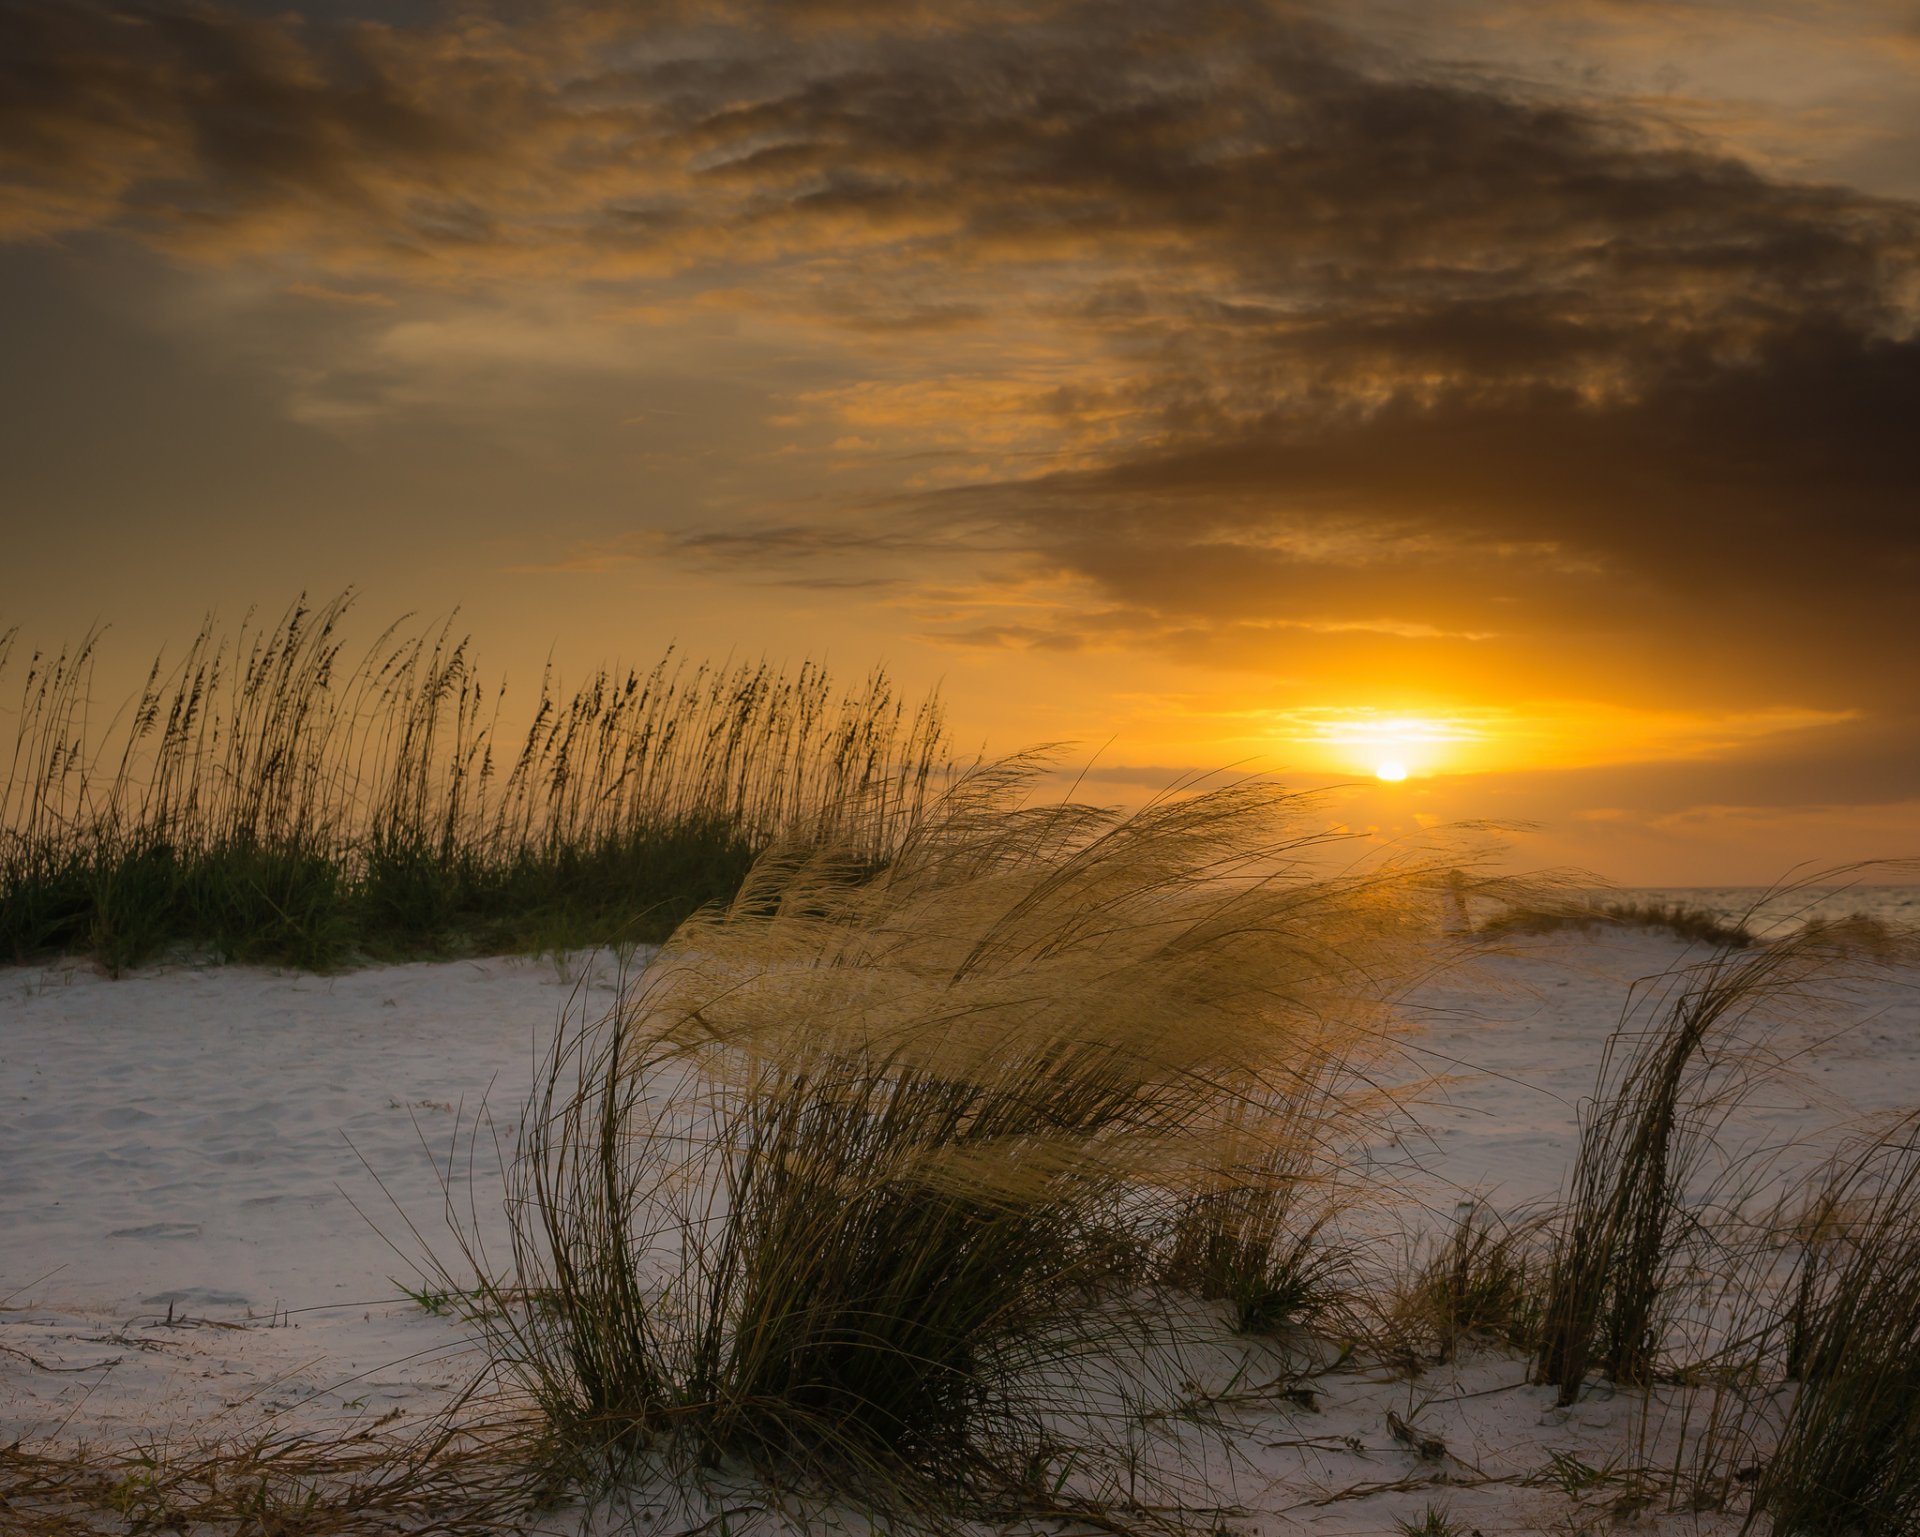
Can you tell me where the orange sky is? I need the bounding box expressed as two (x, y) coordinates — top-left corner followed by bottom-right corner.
(3, 0), (1919, 884)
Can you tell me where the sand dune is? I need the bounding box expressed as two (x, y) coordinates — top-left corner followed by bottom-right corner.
(4, 932), (1914, 1533)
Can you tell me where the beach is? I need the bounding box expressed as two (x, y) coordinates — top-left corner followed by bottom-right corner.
(6, 927), (1913, 1533)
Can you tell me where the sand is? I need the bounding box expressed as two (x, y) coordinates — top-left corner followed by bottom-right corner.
(4, 931), (1915, 1533)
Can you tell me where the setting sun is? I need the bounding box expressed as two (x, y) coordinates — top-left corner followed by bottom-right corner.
(1265, 710), (1487, 780)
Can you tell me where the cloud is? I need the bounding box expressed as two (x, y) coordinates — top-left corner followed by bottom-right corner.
(1455, 710), (1920, 818)
(938, 316), (1920, 705)
(519, 520), (966, 589)
(283, 281), (395, 306)
(4, 0), (1917, 734)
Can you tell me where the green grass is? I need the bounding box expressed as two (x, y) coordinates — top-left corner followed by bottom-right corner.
(0, 595), (943, 972)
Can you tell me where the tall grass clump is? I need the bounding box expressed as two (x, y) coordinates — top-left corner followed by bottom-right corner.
(0, 595), (944, 970)
(1478, 898), (1754, 948)
(1756, 1111), (1920, 1537)
(1386, 1202), (1548, 1367)
(1159, 1063), (1371, 1338)
(1534, 926), (1855, 1405)
(465, 762), (1470, 1521)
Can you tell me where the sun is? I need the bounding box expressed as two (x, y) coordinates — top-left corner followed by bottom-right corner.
(1279, 707), (1490, 780)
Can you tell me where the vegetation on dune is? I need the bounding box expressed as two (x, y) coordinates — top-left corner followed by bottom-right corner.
(7, 812), (1916, 1535)
(1480, 889), (1920, 958)
(9, 599), (1920, 1534)
(0, 594), (944, 972)
(1385, 1201), (1548, 1367)
(1505, 884), (1920, 1529)
(1478, 897), (1756, 948)
(1757, 1111), (1920, 1537)
(1791, 909), (1913, 961)
(1534, 924), (1866, 1404)
(0, 1413), (537, 1537)
(448, 759), (1480, 1522)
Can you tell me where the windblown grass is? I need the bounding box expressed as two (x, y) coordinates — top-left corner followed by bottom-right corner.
(1534, 928), (1847, 1404)
(1756, 1111), (1920, 1536)
(452, 760), (1479, 1524)
(1610, 1104), (1920, 1524)
(1533, 873), (1918, 1419)
(0, 595), (944, 971)
(1157, 1023), (1399, 1341)
(1162, 1130), (1357, 1338)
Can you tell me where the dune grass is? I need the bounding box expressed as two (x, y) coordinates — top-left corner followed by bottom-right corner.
(12, 602), (1918, 1531)
(9, 818), (1913, 1532)
(0, 595), (944, 972)
(1478, 897), (1754, 948)
(443, 760), (1474, 1524)
(1791, 910), (1916, 962)
(1533, 928), (1854, 1404)
(1756, 1111), (1920, 1536)
(1386, 1202), (1547, 1367)
(1158, 1054), (1387, 1341)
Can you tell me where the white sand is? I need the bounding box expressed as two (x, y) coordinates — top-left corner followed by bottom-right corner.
(1, 951), (637, 1452)
(4, 932), (1915, 1533)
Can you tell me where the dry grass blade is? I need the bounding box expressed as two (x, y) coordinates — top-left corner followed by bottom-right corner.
(1386, 1201), (1548, 1368)
(0, 1407), (541, 1536)
(454, 760), (1491, 1526)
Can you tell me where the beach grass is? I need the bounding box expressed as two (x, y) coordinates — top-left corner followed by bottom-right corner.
(1385, 1201), (1547, 1368)
(1758, 1111), (1920, 1536)
(1478, 897), (1755, 949)
(1534, 926), (1853, 1404)
(11, 599), (1920, 1534)
(448, 760), (1473, 1524)
(0, 1410), (540, 1536)
(8, 832), (1916, 1533)
(0, 595), (944, 972)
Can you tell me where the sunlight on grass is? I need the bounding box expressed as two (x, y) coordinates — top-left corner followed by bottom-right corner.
(0, 594), (945, 971)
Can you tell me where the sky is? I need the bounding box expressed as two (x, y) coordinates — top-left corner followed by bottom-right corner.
(3, 0), (1918, 884)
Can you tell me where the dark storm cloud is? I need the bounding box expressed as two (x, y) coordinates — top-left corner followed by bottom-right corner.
(968, 320), (1920, 672)
(3, 0), (1916, 715)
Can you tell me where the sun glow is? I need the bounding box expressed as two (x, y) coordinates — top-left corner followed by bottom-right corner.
(1267, 709), (1491, 780)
